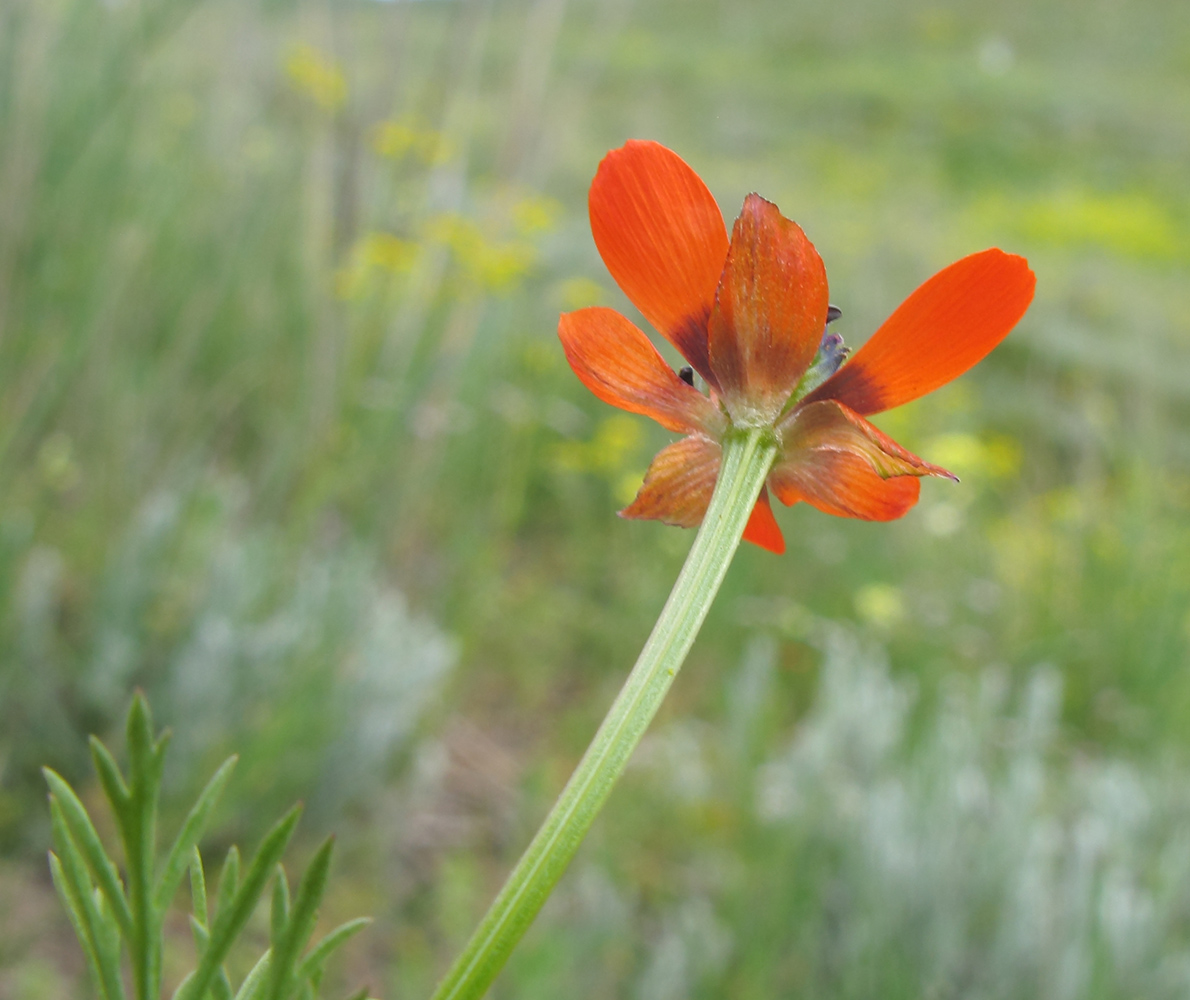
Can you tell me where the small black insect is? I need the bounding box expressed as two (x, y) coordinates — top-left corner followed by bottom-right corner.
(826, 305), (842, 325)
(678, 366), (695, 386)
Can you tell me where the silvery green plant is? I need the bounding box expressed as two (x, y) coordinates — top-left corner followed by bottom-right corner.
(44, 693), (374, 1000)
(615, 624), (1190, 1000)
(7, 476), (456, 835)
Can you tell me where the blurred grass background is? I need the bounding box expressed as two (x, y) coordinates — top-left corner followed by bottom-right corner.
(2, 0), (1190, 995)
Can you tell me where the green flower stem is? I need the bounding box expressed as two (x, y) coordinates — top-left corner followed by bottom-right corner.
(429, 427), (779, 1000)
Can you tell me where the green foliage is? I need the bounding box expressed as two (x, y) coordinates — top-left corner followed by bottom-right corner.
(2, 0), (1190, 994)
(504, 627), (1190, 999)
(45, 694), (373, 1000)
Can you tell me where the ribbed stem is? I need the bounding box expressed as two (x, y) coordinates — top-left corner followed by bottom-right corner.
(429, 427), (779, 1000)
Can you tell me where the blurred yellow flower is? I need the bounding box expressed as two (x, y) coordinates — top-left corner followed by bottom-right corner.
(37, 432), (82, 494)
(361, 233), (419, 272)
(1044, 487), (1084, 525)
(552, 415), (643, 478)
(1024, 190), (1180, 259)
(336, 232), (419, 299)
(372, 115), (454, 165)
(558, 277), (604, 310)
(854, 583), (905, 628)
(284, 43), (347, 112)
(615, 470), (649, 506)
(511, 194), (562, 236)
(425, 214), (535, 292)
(973, 188), (1184, 261)
(922, 432), (1021, 481)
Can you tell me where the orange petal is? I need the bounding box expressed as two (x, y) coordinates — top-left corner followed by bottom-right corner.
(772, 456), (922, 521)
(769, 399), (952, 521)
(559, 308), (725, 434)
(777, 399), (955, 479)
(804, 249), (1035, 415)
(621, 434), (720, 527)
(708, 195), (828, 423)
(742, 487), (785, 553)
(589, 141), (729, 384)
(622, 436), (785, 552)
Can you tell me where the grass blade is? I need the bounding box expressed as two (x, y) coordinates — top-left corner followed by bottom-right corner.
(93, 891), (125, 990)
(266, 836), (332, 1000)
(49, 853), (110, 1000)
(43, 768), (134, 936)
(89, 737), (131, 815)
(155, 756), (237, 912)
(270, 864), (290, 948)
(232, 951), (272, 1000)
(177, 805), (302, 1000)
(119, 692), (168, 1000)
(216, 845), (241, 921)
(49, 850), (127, 1000)
(191, 848), (208, 928)
(213, 969), (235, 1000)
(295, 918), (371, 984)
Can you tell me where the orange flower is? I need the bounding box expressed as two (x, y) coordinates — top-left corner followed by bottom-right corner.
(559, 141), (1036, 555)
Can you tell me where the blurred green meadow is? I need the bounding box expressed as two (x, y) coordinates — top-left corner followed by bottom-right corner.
(2, 0), (1190, 995)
